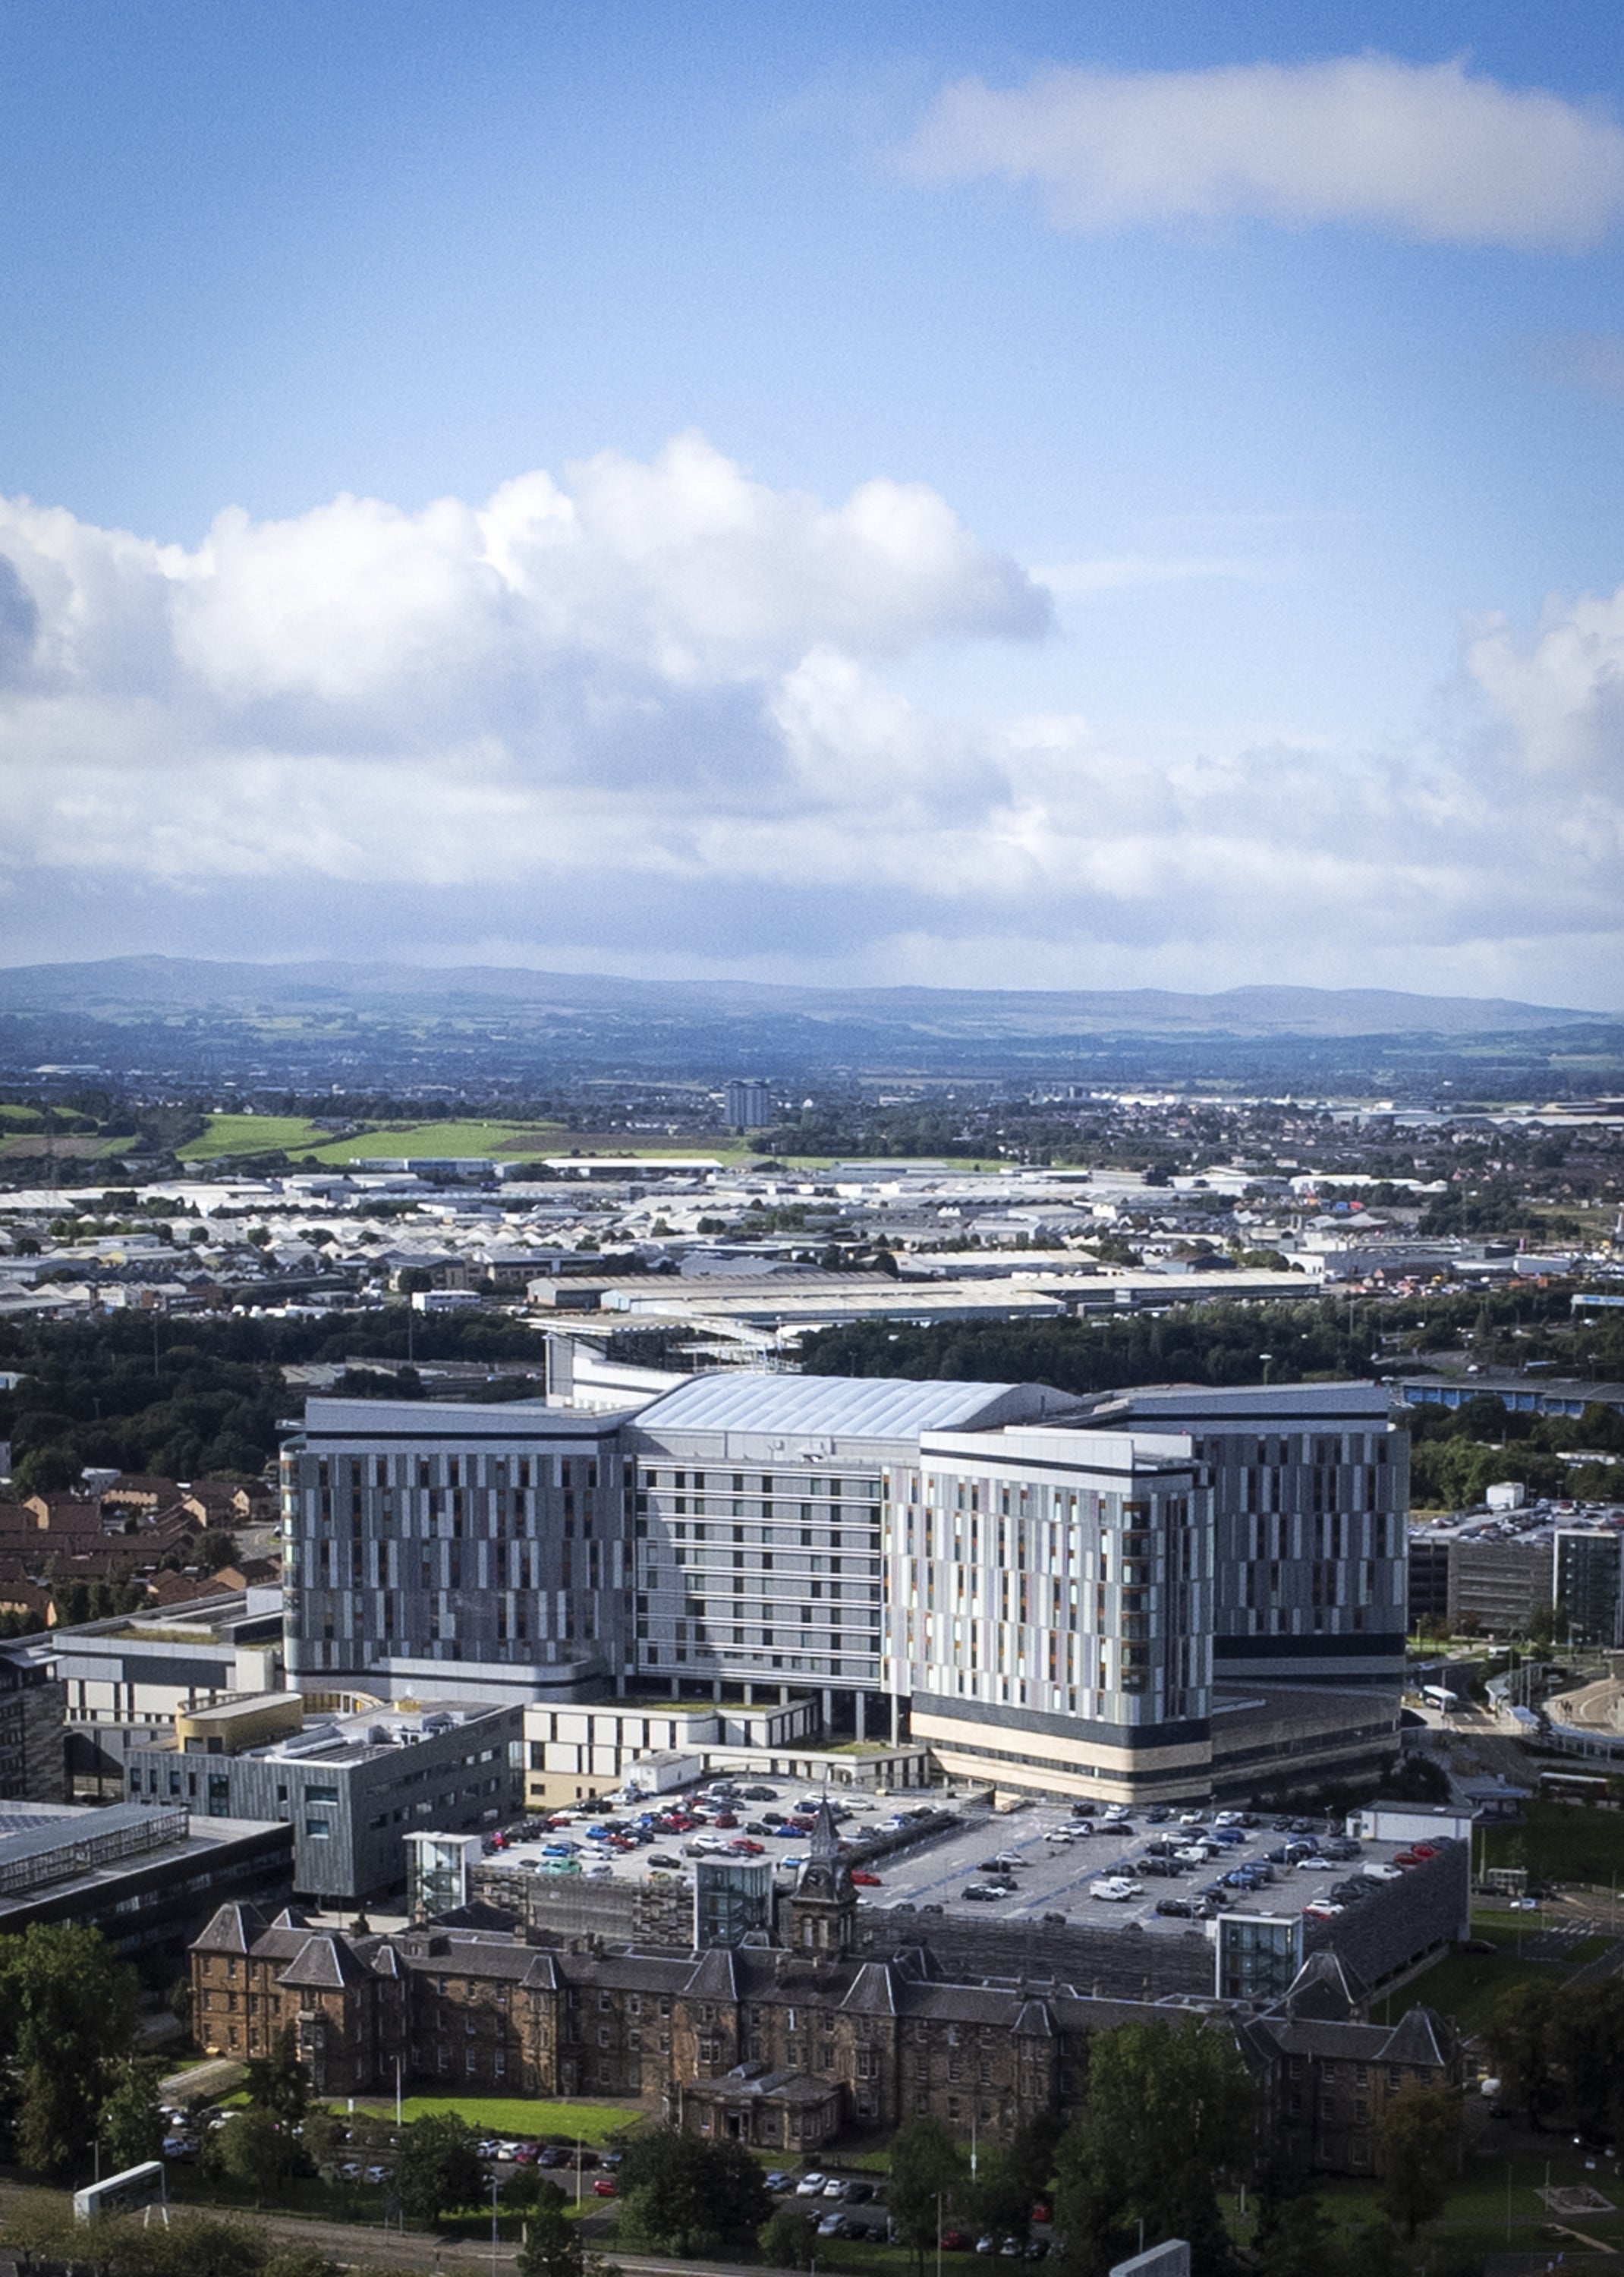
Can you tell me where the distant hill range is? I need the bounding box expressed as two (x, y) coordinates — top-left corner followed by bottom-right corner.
(0, 956), (1607, 1042)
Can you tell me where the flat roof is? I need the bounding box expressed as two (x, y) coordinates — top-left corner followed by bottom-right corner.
(301, 1397), (628, 1440)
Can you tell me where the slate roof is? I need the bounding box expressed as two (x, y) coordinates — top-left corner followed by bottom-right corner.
(839, 1962), (899, 2017)
(279, 1932), (376, 1992)
(194, 1902), (269, 1954)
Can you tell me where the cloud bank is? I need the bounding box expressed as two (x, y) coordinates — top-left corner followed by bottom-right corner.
(0, 434), (1619, 1003)
(906, 53), (1624, 248)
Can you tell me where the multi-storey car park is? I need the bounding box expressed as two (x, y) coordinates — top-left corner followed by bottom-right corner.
(279, 1373), (1409, 1808)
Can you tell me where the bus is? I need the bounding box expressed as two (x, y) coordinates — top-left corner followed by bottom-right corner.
(1536, 1768), (1611, 1806)
(1421, 1684), (1461, 1712)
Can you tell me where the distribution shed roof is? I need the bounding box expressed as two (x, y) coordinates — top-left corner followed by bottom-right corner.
(631, 1372), (1050, 1442)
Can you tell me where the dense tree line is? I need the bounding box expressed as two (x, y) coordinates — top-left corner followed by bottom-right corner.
(803, 1296), (1384, 1397)
(0, 1309), (545, 1494)
(1408, 1392), (1624, 1508)
(1481, 1974), (1624, 2142)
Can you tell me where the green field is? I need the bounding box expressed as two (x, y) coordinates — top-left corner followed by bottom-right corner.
(307, 1119), (566, 1162)
(178, 1114), (344, 1161)
(1483, 1798), (1624, 1888)
(378, 2094), (638, 2141)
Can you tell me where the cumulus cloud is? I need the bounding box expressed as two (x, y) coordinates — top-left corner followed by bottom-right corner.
(905, 53), (1624, 248)
(0, 436), (1619, 1003)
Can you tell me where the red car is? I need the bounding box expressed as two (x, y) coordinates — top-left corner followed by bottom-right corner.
(729, 1838), (766, 1855)
(850, 1870), (882, 1887)
(593, 2178), (618, 2197)
(940, 2231), (972, 2252)
(714, 1812), (739, 1828)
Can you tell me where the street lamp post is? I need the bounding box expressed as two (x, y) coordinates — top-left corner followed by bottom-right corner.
(1258, 1352), (1273, 1385)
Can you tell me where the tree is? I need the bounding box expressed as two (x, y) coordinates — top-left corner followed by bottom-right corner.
(99, 2056), (166, 2172)
(763, 2200), (820, 2270)
(301, 2105), (347, 2183)
(1374, 2080), (1459, 2241)
(615, 2126), (771, 2258)
(1053, 2017), (1256, 2276)
(889, 2115), (966, 2275)
(1251, 2194), (1343, 2277)
(1550, 1978), (1624, 2144)
(505, 2170), (568, 2214)
(0, 1920), (140, 2178)
(517, 2202), (585, 2277)
(193, 1526), (241, 1571)
(263, 2252), (342, 2277)
(244, 2021), (310, 2126)
(394, 2111), (486, 2228)
(1481, 1977), (1560, 2127)
(210, 2102), (297, 2203)
(968, 2142), (1035, 2238)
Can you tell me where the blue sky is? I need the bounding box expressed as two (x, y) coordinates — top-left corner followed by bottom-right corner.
(1, 0), (1622, 1006)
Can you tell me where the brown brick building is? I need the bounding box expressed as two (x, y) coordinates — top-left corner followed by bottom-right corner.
(190, 1847), (1458, 2168)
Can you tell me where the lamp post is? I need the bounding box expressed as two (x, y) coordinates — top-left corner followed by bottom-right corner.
(492, 2171), (500, 2277)
(1258, 1352), (1273, 1386)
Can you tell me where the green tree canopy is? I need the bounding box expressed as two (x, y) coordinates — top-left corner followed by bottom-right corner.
(516, 2202), (585, 2277)
(0, 1920), (141, 2178)
(1373, 2080), (1460, 2241)
(393, 2111), (486, 2229)
(614, 2125), (771, 2259)
(208, 2103), (299, 2205)
(99, 2056), (166, 2175)
(1053, 2016), (1257, 2277)
(889, 2115), (967, 2275)
(243, 2023), (310, 2127)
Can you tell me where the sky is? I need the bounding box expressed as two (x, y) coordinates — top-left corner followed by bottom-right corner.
(0, 1), (1622, 1010)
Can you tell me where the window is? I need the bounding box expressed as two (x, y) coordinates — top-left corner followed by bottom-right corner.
(304, 1819), (332, 1839)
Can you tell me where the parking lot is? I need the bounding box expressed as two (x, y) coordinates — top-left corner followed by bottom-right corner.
(486, 1776), (907, 1887)
(485, 1778), (1440, 1942)
(829, 1800), (1423, 1938)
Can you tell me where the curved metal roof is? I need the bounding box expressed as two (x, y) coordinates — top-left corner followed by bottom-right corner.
(631, 1372), (1025, 1441)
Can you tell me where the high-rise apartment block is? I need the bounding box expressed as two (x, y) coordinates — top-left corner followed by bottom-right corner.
(281, 1375), (1407, 1805)
(723, 1078), (772, 1130)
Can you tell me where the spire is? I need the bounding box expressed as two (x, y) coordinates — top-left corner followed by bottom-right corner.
(808, 1797), (840, 1862)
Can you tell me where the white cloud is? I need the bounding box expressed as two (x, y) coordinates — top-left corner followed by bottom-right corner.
(0, 439), (1619, 1003)
(905, 53), (1624, 248)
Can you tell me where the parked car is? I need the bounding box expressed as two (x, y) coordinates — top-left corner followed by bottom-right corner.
(851, 1869), (883, 1887)
(796, 2173), (829, 2197)
(962, 1884), (1008, 1901)
(1090, 1877), (1138, 1902)
(592, 2178), (618, 2198)
(765, 2171), (792, 2191)
(940, 2231), (973, 2253)
(817, 2212), (844, 2237)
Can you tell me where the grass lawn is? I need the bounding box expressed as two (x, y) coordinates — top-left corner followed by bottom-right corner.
(178, 1113), (341, 1161)
(1483, 1800), (1624, 1890)
(366, 2094), (640, 2142)
(308, 1119), (565, 1163)
(1316, 2140), (1624, 2272)
(1373, 1945), (1553, 2033)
